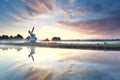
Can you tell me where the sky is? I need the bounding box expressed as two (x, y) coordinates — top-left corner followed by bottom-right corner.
(0, 0), (120, 40)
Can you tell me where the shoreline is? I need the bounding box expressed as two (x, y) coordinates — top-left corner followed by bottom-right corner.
(0, 42), (120, 51)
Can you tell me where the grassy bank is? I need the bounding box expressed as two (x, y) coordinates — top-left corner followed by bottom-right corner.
(0, 42), (120, 51)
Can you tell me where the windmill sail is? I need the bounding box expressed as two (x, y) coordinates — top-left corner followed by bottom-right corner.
(31, 27), (34, 33)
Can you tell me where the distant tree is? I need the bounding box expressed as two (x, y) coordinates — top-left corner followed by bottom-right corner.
(14, 34), (23, 39)
(2, 35), (9, 39)
(0, 34), (24, 40)
(9, 35), (13, 39)
(45, 38), (49, 41)
(52, 37), (61, 41)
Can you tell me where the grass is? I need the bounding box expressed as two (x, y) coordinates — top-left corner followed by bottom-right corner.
(0, 42), (120, 51)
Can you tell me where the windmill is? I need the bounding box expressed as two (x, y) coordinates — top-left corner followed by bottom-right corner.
(28, 27), (36, 42)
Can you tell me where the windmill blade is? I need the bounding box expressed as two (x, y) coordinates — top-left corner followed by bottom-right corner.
(28, 30), (31, 34)
(31, 27), (35, 33)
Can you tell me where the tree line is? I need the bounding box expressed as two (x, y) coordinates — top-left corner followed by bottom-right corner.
(0, 34), (61, 41)
(44, 37), (61, 41)
(0, 34), (23, 40)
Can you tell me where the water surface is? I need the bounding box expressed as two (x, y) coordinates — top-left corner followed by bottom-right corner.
(1, 40), (120, 44)
(0, 45), (120, 80)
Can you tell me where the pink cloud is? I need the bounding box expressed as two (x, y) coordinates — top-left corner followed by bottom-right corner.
(24, 0), (54, 17)
(57, 17), (120, 38)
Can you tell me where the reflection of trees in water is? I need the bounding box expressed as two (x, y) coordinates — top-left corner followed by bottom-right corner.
(15, 47), (23, 51)
(28, 47), (35, 61)
(0, 47), (22, 51)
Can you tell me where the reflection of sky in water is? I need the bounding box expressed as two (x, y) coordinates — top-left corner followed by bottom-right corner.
(0, 45), (120, 80)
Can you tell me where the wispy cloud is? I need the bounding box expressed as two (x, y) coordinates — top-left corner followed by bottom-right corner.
(57, 16), (120, 38)
(24, 0), (54, 17)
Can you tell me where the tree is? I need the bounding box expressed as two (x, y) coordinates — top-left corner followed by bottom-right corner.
(52, 37), (61, 41)
(14, 34), (23, 39)
(1, 35), (9, 39)
(45, 38), (50, 41)
(0, 34), (24, 40)
(9, 35), (13, 39)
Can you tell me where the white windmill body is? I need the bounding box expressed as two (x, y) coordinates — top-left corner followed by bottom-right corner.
(29, 27), (36, 42)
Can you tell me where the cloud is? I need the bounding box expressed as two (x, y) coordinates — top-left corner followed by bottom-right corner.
(26, 71), (53, 80)
(69, 0), (75, 4)
(66, 1), (104, 17)
(24, 0), (54, 17)
(0, 0), (29, 22)
(3, 61), (54, 80)
(56, 51), (120, 80)
(59, 8), (74, 19)
(59, 67), (114, 80)
(67, 0), (120, 17)
(57, 16), (120, 38)
(0, 0), (55, 23)
(60, 64), (74, 75)
(57, 50), (120, 65)
(17, 14), (30, 20)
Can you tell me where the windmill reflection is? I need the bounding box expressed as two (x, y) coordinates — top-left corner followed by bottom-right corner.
(28, 47), (35, 61)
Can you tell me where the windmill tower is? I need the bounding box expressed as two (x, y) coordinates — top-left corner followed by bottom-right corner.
(28, 27), (36, 42)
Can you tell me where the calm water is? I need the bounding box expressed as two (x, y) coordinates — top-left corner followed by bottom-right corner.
(0, 45), (120, 80)
(1, 40), (120, 44)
